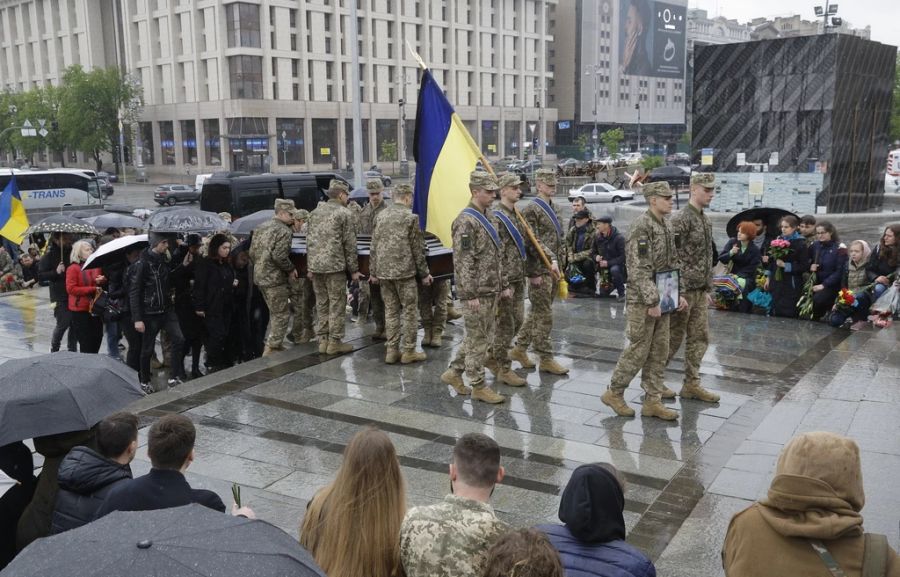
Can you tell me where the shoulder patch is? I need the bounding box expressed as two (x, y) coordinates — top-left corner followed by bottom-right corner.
(638, 238), (649, 257)
(460, 233), (472, 251)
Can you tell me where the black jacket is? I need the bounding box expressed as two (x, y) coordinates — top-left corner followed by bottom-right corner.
(37, 244), (72, 303)
(129, 249), (179, 322)
(809, 240), (847, 290)
(51, 446), (132, 534)
(718, 239), (762, 280)
(590, 226), (626, 269)
(193, 257), (235, 315)
(865, 245), (898, 282)
(94, 468), (226, 518)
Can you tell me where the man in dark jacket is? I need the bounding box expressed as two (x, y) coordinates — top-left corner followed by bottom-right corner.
(95, 414), (229, 517)
(591, 217), (627, 300)
(38, 234), (77, 352)
(51, 412), (138, 534)
(130, 233), (186, 393)
(1, 442), (37, 570)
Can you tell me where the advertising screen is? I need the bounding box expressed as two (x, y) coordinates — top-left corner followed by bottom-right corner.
(618, 0), (686, 78)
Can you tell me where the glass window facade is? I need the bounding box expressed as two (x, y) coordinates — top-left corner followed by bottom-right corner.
(375, 119), (398, 162)
(313, 118), (339, 165)
(203, 119), (221, 166)
(180, 120), (197, 165)
(343, 118), (370, 165)
(139, 122), (154, 165)
(275, 118), (305, 165)
(229, 55), (263, 99)
(481, 120), (499, 156)
(159, 121), (175, 165)
(225, 3), (261, 48)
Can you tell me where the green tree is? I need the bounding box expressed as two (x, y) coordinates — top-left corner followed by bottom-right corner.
(7, 86), (67, 164)
(380, 139), (398, 174)
(59, 66), (142, 173)
(601, 128), (625, 157)
(641, 155), (664, 170)
(575, 132), (591, 158)
(891, 53), (900, 144)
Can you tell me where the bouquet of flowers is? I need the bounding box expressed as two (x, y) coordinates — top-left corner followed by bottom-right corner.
(796, 273), (817, 320)
(755, 266), (768, 292)
(768, 238), (792, 281)
(833, 288), (856, 315)
(598, 268), (612, 295)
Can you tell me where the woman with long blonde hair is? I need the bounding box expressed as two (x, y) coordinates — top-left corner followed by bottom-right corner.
(300, 427), (406, 577)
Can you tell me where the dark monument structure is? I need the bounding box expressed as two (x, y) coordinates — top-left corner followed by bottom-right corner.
(693, 34), (896, 213)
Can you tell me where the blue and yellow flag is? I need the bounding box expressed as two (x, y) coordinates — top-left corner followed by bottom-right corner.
(0, 175), (29, 243)
(413, 69), (482, 247)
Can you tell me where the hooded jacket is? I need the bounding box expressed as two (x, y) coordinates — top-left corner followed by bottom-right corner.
(51, 446), (132, 534)
(537, 464), (655, 577)
(723, 432), (900, 577)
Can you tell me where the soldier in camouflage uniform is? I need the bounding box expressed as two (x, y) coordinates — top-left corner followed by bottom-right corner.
(486, 173), (536, 387)
(509, 168), (568, 375)
(355, 179), (387, 337)
(666, 173), (720, 403)
(440, 171), (506, 404)
(419, 263), (451, 347)
(249, 199), (297, 356)
(399, 433), (508, 577)
(602, 181), (687, 421)
(370, 184), (433, 364)
(0, 247), (24, 292)
(307, 179), (360, 355)
(288, 208), (316, 344)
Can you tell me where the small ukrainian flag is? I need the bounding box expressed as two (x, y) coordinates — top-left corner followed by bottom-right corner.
(0, 175), (30, 244)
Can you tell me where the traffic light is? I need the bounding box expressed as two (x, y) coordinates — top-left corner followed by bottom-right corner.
(123, 145), (131, 164)
(51, 121), (58, 131)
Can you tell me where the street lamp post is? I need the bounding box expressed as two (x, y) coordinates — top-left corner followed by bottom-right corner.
(635, 103), (641, 154)
(584, 66), (600, 159)
(813, 2), (840, 32)
(281, 130), (288, 166)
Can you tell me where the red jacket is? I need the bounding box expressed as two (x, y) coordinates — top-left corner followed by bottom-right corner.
(66, 264), (102, 312)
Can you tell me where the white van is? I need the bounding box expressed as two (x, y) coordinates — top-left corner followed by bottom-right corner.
(886, 149), (900, 194)
(195, 173), (213, 192)
(0, 169), (103, 210)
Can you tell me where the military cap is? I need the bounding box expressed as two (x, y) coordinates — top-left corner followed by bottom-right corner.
(328, 179), (350, 194)
(497, 173), (521, 189)
(641, 181), (673, 197)
(595, 215), (613, 224)
(535, 168), (557, 186)
(274, 198), (296, 212)
(691, 172), (716, 188)
(292, 208), (309, 221)
(469, 170), (500, 190)
(217, 211), (232, 223)
(574, 209), (591, 220)
(366, 178), (385, 192)
(393, 183), (414, 196)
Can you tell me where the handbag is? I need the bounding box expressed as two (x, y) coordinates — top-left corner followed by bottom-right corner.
(90, 290), (123, 321)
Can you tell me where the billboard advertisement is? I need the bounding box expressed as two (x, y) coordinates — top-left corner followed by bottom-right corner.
(580, 0), (687, 125)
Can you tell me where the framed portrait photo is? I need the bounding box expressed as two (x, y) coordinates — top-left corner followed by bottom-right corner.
(655, 269), (679, 314)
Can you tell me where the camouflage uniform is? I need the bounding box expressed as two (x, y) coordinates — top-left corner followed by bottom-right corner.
(448, 197), (503, 391)
(356, 181), (387, 331)
(249, 200), (296, 350)
(491, 195), (528, 372)
(371, 201), (429, 353)
(609, 182), (682, 401)
(515, 170), (564, 361)
(400, 495), (508, 577)
(307, 192), (358, 343)
(667, 174), (718, 401)
(289, 209), (315, 342)
(0, 249), (23, 292)
(419, 278), (451, 343)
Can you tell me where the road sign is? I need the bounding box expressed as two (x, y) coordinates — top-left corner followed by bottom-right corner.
(38, 128), (48, 137)
(37, 119), (46, 128)
(22, 119), (32, 128)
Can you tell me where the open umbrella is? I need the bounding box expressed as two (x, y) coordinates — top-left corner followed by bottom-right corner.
(82, 234), (149, 271)
(0, 352), (143, 447)
(24, 214), (99, 236)
(86, 213), (145, 231)
(229, 210), (274, 236)
(3, 504), (326, 577)
(69, 209), (110, 219)
(147, 207), (229, 233)
(725, 207), (797, 240)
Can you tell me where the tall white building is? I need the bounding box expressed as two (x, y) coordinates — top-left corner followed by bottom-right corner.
(0, 0), (558, 174)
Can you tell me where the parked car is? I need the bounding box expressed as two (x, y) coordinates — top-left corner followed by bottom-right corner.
(97, 171), (118, 183)
(154, 184), (200, 206)
(557, 158), (583, 175)
(364, 170), (392, 187)
(97, 177), (114, 197)
(646, 165), (691, 188)
(621, 152), (644, 165)
(568, 182), (634, 204)
(512, 159), (544, 174)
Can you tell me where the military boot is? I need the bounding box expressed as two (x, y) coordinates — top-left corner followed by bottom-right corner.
(441, 369), (471, 395)
(263, 345), (283, 357)
(430, 328), (444, 347)
(447, 306), (462, 321)
(422, 328), (434, 348)
(641, 399), (679, 421)
(326, 340), (354, 355)
(680, 384), (720, 403)
(472, 386), (505, 404)
(385, 347), (401, 364)
(498, 368), (527, 387)
(318, 341), (328, 354)
(539, 357), (570, 375)
(484, 358), (500, 376)
(660, 385), (677, 399)
(401, 350), (427, 364)
(601, 390), (635, 417)
(509, 346), (535, 369)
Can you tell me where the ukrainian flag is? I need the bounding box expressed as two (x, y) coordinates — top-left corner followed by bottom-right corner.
(0, 175), (30, 244)
(413, 69), (482, 247)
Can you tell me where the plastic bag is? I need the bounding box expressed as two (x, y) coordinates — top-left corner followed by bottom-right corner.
(870, 283), (900, 317)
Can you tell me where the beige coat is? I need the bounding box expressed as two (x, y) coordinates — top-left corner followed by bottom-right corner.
(723, 432), (900, 577)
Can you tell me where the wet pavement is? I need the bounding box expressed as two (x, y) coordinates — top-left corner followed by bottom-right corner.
(2, 286), (899, 576)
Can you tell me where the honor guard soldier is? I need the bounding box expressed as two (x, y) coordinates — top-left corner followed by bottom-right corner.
(356, 178), (388, 338)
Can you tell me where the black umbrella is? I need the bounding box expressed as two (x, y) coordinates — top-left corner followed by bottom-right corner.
(0, 352), (143, 447)
(147, 207), (229, 233)
(86, 213), (145, 230)
(24, 214), (99, 236)
(725, 207), (797, 240)
(3, 504), (326, 577)
(82, 234), (149, 271)
(230, 210), (274, 236)
(69, 209), (110, 219)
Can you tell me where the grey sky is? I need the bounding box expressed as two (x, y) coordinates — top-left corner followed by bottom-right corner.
(690, 0), (900, 46)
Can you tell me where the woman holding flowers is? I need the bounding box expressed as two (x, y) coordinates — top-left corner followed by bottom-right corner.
(829, 240), (871, 329)
(865, 224), (900, 302)
(718, 221), (762, 313)
(807, 221), (847, 320)
(764, 215), (809, 318)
